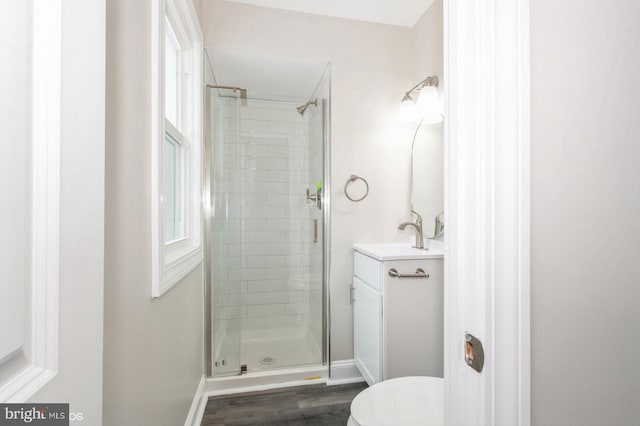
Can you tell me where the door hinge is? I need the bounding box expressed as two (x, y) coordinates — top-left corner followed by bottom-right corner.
(350, 284), (355, 304)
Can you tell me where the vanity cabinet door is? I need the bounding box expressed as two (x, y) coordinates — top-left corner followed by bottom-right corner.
(383, 259), (444, 379)
(353, 277), (382, 385)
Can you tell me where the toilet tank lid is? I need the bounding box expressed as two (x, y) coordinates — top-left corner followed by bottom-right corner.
(350, 377), (444, 426)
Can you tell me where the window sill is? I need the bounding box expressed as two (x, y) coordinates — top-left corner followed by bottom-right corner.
(153, 245), (203, 298)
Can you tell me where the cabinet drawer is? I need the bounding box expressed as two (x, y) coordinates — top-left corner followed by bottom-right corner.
(353, 252), (382, 291)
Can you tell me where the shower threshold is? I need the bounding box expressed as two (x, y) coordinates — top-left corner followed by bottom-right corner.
(207, 365), (328, 396)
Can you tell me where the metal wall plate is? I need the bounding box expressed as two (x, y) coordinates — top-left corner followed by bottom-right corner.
(465, 332), (485, 373)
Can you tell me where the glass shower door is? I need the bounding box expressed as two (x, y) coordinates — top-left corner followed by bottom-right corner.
(305, 99), (325, 364)
(210, 94), (326, 376)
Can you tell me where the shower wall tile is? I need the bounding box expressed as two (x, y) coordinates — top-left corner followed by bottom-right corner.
(218, 282), (248, 295)
(247, 280), (286, 293)
(285, 303), (310, 316)
(242, 292), (268, 306)
(220, 306), (247, 320)
(266, 291), (305, 304)
(247, 255), (286, 268)
(228, 268), (267, 281)
(249, 108), (289, 122)
(268, 121), (304, 135)
(251, 135), (288, 146)
(267, 101), (293, 111)
(243, 120), (270, 133)
(248, 304), (285, 318)
(213, 99), (321, 339)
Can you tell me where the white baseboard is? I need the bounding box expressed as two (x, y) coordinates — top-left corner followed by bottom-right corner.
(185, 375), (207, 426)
(327, 359), (365, 386)
(208, 379), (325, 397)
(207, 365), (327, 396)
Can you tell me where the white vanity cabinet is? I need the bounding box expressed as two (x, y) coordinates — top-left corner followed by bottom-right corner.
(352, 244), (444, 385)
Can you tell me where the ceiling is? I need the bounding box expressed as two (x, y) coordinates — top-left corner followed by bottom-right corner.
(207, 48), (329, 101)
(222, 0), (435, 28)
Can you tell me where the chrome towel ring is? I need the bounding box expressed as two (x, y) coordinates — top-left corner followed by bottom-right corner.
(344, 175), (369, 202)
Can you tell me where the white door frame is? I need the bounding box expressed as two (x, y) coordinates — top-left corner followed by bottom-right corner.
(444, 0), (530, 425)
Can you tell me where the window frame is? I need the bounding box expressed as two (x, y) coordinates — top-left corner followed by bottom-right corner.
(151, 0), (203, 298)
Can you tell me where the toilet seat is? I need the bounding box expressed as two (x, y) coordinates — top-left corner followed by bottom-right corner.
(348, 376), (444, 426)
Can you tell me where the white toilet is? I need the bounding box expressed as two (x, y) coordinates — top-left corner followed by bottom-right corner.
(347, 376), (444, 426)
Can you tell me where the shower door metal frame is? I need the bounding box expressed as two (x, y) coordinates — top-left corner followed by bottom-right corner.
(203, 85), (213, 378)
(321, 95), (332, 372)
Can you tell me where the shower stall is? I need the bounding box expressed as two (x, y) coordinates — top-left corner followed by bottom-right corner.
(204, 50), (330, 382)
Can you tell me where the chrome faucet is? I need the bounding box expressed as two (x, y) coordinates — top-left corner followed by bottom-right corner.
(398, 209), (425, 249)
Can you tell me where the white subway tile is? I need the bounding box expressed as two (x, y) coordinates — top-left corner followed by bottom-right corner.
(285, 254), (310, 267)
(266, 291), (305, 304)
(266, 170), (289, 182)
(218, 256), (243, 269)
(266, 195), (290, 206)
(268, 315), (304, 329)
(242, 244), (269, 256)
(268, 101), (295, 111)
(248, 108), (271, 121)
(242, 292), (267, 305)
(241, 144), (269, 157)
(240, 168), (271, 182)
(224, 293), (242, 306)
(244, 157), (287, 171)
(269, 122), (302, 135)
(220, 306), (247, 319)
(251, 135), (287, 146)
(213, 269), (227, 281)
(247, 304), (285, 318)
(243, 120), (270, 133)
(247, 255), (286, 268)
(228, 268), (267, 281)
(285, 303), (310, 315)
(218, 281), (247, 294)
(243, 206), (288, 219)
(247, 280), (285, 293)
(244, 99), (267, 108)
(242, 195), (268, 208)
(226, 244), (242, 256)
(267, 267), (291, 280)
(242, 182), (288, 195)
(267, 146), (290, 158)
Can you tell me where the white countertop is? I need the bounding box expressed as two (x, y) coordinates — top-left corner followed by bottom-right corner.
(353, 243), (444, 261)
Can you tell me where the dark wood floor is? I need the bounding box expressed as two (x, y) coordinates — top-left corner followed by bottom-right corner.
(201, 382), (368, 426)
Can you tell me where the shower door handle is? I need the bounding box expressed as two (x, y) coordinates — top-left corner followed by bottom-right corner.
(313, 219), (318, 243)
(306, 188), (322, 210)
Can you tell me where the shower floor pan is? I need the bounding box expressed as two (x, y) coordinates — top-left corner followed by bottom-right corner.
(208, 334), (326, 395)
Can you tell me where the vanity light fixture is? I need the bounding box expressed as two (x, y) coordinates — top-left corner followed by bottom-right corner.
(397, 76), (443, 124)
(398, 75), (444, 213)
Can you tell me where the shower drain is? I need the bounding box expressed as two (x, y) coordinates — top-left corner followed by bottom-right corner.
(259, 356), (276, 365)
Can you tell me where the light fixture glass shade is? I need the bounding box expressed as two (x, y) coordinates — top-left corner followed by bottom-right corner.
(397, 97), (421, 122)
(416, 85), (443, 124)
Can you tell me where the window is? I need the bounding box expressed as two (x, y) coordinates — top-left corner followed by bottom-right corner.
(163, 130), (186, 242)
(152, 0), (203, 297)
(164, 19), (181, 129)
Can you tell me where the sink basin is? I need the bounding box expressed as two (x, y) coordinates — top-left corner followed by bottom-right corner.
(353, 243), (444, 261)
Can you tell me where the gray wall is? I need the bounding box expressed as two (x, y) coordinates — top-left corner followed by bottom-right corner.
(531, 0), (640, 424)
(104, 0), (204, 424)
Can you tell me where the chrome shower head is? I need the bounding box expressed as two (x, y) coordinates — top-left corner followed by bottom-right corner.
(296, 99), (318, 116)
